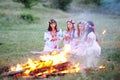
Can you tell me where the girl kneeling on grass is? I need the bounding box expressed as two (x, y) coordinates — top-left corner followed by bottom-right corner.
(43, 19), (62, 52)
(72, 21), (101, 69)
(83, 23), (101, 68)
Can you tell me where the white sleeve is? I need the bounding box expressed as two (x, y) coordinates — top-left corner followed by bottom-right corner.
(63, 31), (68, 37)
(57, 29), (63, 40)
(86, 32), (95, 46)
(44, 32), (50, 42)
(74, 30), (78, 38)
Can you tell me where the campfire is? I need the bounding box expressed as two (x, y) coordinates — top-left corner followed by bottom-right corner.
(0, 44), (106, 79)
(1, 45), (80, 79)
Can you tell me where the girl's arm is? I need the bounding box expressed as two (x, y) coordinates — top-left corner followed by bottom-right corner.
(62, 31), (72, 40)
(44, 32), (50, 42)
(58, 29), (63, 40)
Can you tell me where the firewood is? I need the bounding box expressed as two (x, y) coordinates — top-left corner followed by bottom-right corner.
(30, 51), (51, 54)
(0, 70), (23, 77)
(0, 61), (71, 78)
(53, 61), (70, 71)
(0, 66), (9, 74)
(29, 61), (70, 76)
(0, 67), (30, 77)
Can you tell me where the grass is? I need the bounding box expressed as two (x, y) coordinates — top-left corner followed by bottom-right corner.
(0, 0), (120, 80)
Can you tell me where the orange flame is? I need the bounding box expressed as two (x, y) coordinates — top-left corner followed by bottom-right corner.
(39, 51), (68, 65)
(102, 30), (106, 35)
(99, 65), (106, 69)
(9, 44), (80, 77)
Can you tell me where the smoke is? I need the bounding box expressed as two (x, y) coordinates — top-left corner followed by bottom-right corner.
(67, 0), (120, 15)
(71, 50), (100, 70)
(65, 0), (119, 73)
(100, 0), (120, 15)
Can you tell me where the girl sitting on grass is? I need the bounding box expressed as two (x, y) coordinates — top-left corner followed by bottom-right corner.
(82, 22), (101, 68)
(75, 21), (88, 41)
(71, 21), (88, 54)
(63, 19), (76, 45)
(43, 19), (62, 52)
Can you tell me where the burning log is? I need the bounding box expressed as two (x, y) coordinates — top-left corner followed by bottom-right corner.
(0, 70), (23, 77)
(29, 61), (70, 76)
(0, 67), (31, 77)
(53, 61), (71, 73)
(0, 62), (70, 78)
(0, 46), (80, 79)
(0, 66), (30, 77)
(0, 66), (9, 74)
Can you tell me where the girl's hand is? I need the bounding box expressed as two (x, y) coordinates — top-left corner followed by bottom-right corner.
(54, 36), (59, 40)
(51, 36), (59, 41)
(64, 36), (69, 40)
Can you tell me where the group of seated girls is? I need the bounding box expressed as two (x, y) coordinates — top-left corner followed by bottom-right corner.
(43, 19), (101, 68)
(44, 19), (101, 54)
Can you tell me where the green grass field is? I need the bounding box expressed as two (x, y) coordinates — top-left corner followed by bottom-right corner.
(0, 0), (120, 80)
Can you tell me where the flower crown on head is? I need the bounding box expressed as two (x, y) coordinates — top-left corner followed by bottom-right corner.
(67, 19), (75, 24)
(49, 19), (56, 24)
(81, 20), (94, 28)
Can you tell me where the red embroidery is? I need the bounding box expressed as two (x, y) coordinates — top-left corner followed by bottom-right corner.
(54, 45), (57, 49)
(44, 40), (46, 42)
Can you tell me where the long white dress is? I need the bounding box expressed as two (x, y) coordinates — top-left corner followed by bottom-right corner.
(71, 31), (87, 54)
(85, 32), (101, 56)
(72, 31), (101, 68)
(73, 31), (101, 55)
(83, 32), (101, 68)
(74, 30), (87, 42)
(43, 30), (62, 52)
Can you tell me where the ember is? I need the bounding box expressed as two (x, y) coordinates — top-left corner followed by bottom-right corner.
(0, 46), (80, 78)
(99, 65), (106, 69)
(102, 29), (107, 35)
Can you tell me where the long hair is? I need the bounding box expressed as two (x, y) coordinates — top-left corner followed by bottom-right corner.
(87, 21), (95, 33)
(66, 21), (75, 38)
(77, 22), (82, 38)
(86, 25), (94, 35)
(48, 19), (58, 32)
(87, 21), (98, 41)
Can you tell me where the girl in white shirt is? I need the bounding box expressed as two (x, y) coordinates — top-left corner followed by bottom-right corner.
(63, 19), (76, 45)
(43, 19), (62, 52)
(83, 23), (101, 68)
